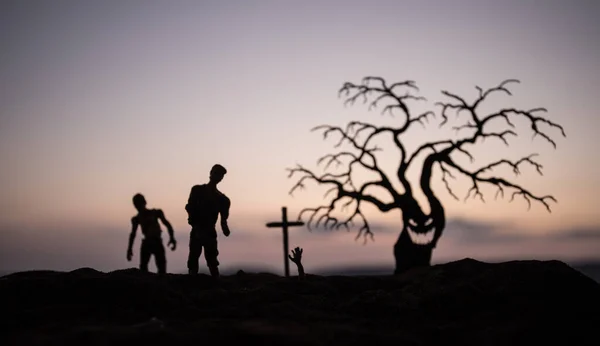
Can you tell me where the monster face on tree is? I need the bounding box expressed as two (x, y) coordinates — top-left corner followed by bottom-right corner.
(287, 76), (566, 274)
(405, 214), (435, 245)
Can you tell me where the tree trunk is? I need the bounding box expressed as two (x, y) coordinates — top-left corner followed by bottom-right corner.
(393, 229), (433, 275)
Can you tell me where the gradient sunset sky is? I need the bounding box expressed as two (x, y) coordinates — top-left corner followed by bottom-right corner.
(1, 0), (599, 274)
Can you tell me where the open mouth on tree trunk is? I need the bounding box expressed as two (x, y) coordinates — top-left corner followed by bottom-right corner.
(406, 218), (435, 245)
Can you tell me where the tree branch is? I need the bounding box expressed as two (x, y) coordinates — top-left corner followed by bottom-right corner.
(339, 76), (420, 118)
(480, 108), (566, 148)
(473, 79), (520, 109)
(309, 124), (399, 197)
(408, 79), (565, 177)
(442, 155), (556, 212)
(438, 162), (460, 201)
(287, 164), (398, 242)
(338, 76), (441, 134)
(287, 165), (398, 213)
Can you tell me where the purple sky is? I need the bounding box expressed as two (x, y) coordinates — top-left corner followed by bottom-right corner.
(1, 0), (599, 274)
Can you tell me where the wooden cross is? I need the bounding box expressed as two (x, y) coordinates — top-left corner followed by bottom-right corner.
(266, 206), (304, 277)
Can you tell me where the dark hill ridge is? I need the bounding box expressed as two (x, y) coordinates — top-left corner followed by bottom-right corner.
(1, 258), (599, 346)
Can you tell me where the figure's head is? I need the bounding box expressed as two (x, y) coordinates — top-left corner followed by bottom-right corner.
(209, 164), (227, 184)
(132, 193), (146, 210)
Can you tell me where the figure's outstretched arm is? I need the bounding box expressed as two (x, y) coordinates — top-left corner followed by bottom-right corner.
(221, 196), (230, 221)
(157, 209), (174, 238)
(220, 196), (231, 236)
(158, 209), (176, 250)
(127, 218), (138, 260)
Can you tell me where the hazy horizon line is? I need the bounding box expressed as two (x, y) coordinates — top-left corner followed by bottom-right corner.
(3, 256), (600, 276)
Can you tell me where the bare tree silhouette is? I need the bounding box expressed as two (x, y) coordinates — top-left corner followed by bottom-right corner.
(287, 77), (566, 274)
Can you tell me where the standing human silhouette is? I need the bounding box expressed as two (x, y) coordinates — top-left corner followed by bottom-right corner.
(127, 193), (177, 274)
(185, 164), (231, 278)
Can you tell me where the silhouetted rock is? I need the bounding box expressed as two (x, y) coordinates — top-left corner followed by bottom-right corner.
(1, 259), (598, 346)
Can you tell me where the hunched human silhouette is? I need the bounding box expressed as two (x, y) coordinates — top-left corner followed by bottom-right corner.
(185, 164), (231, 278)
(127, 193), (177, 274)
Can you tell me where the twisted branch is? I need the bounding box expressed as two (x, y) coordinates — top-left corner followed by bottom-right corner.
(339, 76), (440, 133)
(288, 164), (398, 241)
(442, 154), (555, 211)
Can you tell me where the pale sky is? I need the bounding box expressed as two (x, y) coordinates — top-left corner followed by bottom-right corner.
(1, 0), (599, 274)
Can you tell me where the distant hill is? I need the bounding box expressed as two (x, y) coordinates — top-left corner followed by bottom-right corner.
(310, 261), (600, 283)
(572, 262), (600, 283)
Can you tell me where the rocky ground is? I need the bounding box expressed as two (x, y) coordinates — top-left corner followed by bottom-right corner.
(1, 258), (599, 346)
